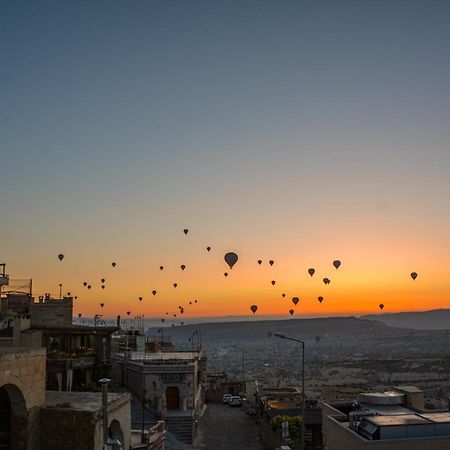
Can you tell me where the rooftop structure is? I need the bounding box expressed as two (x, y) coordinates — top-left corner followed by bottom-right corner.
(323, 386), (450, 450)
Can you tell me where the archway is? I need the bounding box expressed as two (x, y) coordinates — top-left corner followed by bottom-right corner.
(108, 419), (124, 449)
(165, 386), (180, 410)
(0, 384), (28, 450)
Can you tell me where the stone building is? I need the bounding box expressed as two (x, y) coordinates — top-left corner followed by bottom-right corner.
(112, 349), (206, 445)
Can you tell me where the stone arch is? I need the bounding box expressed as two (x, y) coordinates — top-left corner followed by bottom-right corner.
(108, 419), (124, 448)
(0, 383), (28, 450)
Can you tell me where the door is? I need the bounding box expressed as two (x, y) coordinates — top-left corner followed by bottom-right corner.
(165, 386), (180, 410)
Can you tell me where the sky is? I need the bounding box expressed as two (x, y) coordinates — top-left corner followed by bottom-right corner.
(1, 1), (450, 320)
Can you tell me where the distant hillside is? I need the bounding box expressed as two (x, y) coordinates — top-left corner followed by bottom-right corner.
(361, 309), (450, 330)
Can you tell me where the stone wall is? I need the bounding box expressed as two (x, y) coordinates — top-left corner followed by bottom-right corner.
(29, 297), (73, 328)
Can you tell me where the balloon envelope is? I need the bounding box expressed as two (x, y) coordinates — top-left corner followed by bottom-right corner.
(292, 297), (299, 305)
(333, 260), (341, 270)
(112, 262), (116, 267)
(257, 260), (262, 265)
(224, 272), (228, 277)
(173, 283), (177, 288)
(58, 254), (64, 261)
(411, 272), (418, 280)
(160, 266), (164, 271)
(269, 260), (274, 266)
(271, 280), (276, 286)
(207, 246), (211, 252)
(224, 252), (239, 269)
(379, 304), (384, 310)
(181, 265), (186, 270)
(250, 305), (258, 314)
(139, 297), (142, 301)
(323, 278), (331, 285)
(152, 290), (157, 295)
(308, 268), (315, 277)
(289, 309), (294, 316)
(318, 296), (324, 303)
(282, 293), (286, 298)
(83, 282), (87, 287)
(100, 303), (104, 308)
(183, 229), (189, 235)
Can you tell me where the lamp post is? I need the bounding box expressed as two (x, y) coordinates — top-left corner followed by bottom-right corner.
(232, 345), (245, 395)
(273, 333), (305, 450)
(99, 378), (111, 450)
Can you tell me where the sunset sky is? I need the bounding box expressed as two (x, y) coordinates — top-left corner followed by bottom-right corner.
(2, 1), (450, 319)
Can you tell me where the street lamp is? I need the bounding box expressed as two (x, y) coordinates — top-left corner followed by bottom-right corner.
(273, 333), (305, 450)
(99, 378), (111, 450)
(232, 345), (245, 395)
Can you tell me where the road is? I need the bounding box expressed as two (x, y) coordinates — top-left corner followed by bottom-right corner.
(195, 402), (265, 450)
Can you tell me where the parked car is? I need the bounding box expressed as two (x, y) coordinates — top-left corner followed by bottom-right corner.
(228, 396), (242, 407)
(222, 394), (232, 404)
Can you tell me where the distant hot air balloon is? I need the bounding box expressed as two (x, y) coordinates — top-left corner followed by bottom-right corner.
(271, 280), (276, 286)
(292, 297), (299, 306)
(101, 285), (105, 289)
(181, 321), (184, 326)
(257, 260), (262, 265)
(183, 229), (189, 235)
(100, 303), (104, 308)
(224, 272), (228, 277)
(173, 314), (177, 317)
(112, 262), (116, 267)
(282, 293), (286, 298)
(250, 305), (258, 314)
(224, 252), (238, 269)
(379, 303), (384, 310)
(315, 335), (321, 343)
(160, 266), (164, 271)
(127, 311), (130, 316)
(83, 282), (87, 287)
(180, 308), (184, 314)
(289, 309), (294, 316)
(67, 292), (71, 296)
(161, 318), (165, 322)
(152, 290), (157, 296)
(173, 283), (178, 288)
(411, 272), (418, 280)
(318, 296), (324, 303)
(194, 300), (197, 303)
(58, 253), (64, 261)
(181, 265), (186, 271)
(189, 301), (192, 305)
(87, 285), (91, 290)
(308, 268), (315, 277)
(139, 297), (143, 301)
(269, 260), (274, 266)
(171, 324), (175, 327)
(333, 260), (341, 270)
(207, 246), (211, 252)
(78, 313), (82, 318)
(101, 278), (105, 283)
(323, 278), (331, 285)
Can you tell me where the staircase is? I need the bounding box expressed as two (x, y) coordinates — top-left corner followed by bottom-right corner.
(164, 415), (194, 445)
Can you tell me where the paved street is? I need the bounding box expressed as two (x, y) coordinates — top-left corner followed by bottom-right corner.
(195, 402), (265, 450)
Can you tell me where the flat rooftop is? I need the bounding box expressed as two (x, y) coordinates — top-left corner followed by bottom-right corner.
(44, 391), (130, 413)
(128, 351), (200, 361)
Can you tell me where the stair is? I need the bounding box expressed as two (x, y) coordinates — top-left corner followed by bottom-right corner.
(164, 415), (194, 445)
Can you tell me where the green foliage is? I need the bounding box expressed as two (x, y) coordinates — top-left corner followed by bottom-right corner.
(270, 415), (303, 444)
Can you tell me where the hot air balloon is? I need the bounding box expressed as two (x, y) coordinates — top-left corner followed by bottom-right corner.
(181, 265), (186, 271)
(127, 311), (130, 316)
(271, 280), (276, 286)
(139, 297), (143, 301)
(183, 229), (189, 235)
(181, 321), (184, 326)
(189, 301), (192, 305)
(250, 305), (258, 314)
(101, 285), (105, 289)
(289, 309), (294, 316)
(173, 314), (177, 317)
(308, 268), (315, 277)
(282, 293), (286, 298)
(379, 304), (384, 310)
(173, 283), (178, 288)
(315, 335), (321, 343)
(171, 324), (175, 327)
(161, 318), (165, 322)
(207, 246), (211, 252)
(257, 260), (262, 265)
(101, 278), (105, 283)
(269, 260), (274, 266)
(224, 252), (238, 269)
(318, 296), (324, 303)
(87, 285), (91, 290)
(83, 282), (87, 287)
(152, 290), (157, 296)
(74, 296), (77, 300)
(194, 300), (197, 303)
(292, 297), (299, 306)
(180, 308), (184, 314)
(112, 262), (116, 267)
(411, 272), (418, 280)
(323, 278), (331, 285)
(224, 272), (228, 277)
(78, 313), (82, 318)
(100, 303), (104, 308)
(160, 266), (164, 271)
(67, 292), (71, 296)
(333, 260), (341, 270)
(58, 253), (64, 261)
